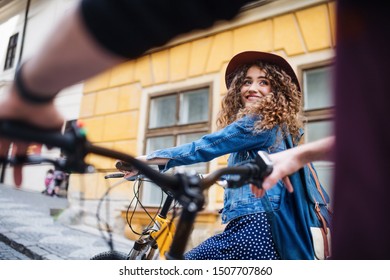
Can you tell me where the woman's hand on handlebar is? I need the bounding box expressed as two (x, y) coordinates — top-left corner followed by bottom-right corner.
(115, 156), (169, 178)
(115, 160), (139, 178)
(122, 169), (139, 179)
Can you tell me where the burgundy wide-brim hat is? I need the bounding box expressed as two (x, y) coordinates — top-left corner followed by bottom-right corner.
(225, 51), (300, 91)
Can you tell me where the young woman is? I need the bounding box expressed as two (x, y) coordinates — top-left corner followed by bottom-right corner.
(119, 51), (304, 259)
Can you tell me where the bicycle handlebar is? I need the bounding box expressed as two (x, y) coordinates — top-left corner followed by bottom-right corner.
(0, 119), (274, 260)
(0, 119), (273, 201)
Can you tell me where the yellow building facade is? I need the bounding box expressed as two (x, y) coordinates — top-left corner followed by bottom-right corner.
(69, 0), (336, 244)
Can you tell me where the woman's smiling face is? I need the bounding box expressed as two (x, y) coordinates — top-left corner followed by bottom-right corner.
(240, 65), (272, 108)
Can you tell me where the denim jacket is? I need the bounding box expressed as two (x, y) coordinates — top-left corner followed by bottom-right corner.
(147, 115), (301, 224)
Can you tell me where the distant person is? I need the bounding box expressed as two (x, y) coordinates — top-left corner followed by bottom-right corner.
(52, 169), (66, 197)
(42, 168), (54, 195)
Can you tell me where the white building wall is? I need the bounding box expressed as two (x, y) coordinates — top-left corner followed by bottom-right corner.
(0, 0), (82, 192)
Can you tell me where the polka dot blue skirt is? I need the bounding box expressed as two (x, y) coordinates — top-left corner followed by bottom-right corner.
(184, 212), (280, 260)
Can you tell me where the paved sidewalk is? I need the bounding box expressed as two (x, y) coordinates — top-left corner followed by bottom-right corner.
(0, 184), (133, 260)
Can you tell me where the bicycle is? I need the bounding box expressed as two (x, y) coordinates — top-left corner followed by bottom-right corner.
(0, 120), (273, 260)
(90, 172), (177, 260)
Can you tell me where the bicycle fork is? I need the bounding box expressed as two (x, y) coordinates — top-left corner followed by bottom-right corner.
(128, 236), (159, 260)
(127, 195), (175, 260)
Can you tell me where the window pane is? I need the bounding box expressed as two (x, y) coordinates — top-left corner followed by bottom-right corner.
(143, 136), (174, 206)
(179, 89), (209, 124)
(149, 95), (176, 128)
(177, 132), (205, 144)
(177, 133), (207, 174)
(305, 120), (333, 143)
(312, 161), (334, 200)
(146, 136), (174, 153)
(305, 120), (334, 198)
(303, 66), (334, 110)
(141, 181), (167, 207)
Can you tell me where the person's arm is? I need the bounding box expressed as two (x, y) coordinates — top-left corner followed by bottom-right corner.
(250, 136), (335, 197)
(135, 155), (169, 166)
(115, 156), (169, 178)
(7, 0), (252, 102)
(1, 0), (253, 132)
(263, 136), (335, 190)
(0, 0), (253, 128)
(0, 4), (124, 127)
(0, 5), (123, 186)
(0, 0), (250, 185)
(117, 116), (270, 176)
(20, 6), (125, 100)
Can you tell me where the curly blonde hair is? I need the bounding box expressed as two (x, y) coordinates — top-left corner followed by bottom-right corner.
(216, 61), (304, 141)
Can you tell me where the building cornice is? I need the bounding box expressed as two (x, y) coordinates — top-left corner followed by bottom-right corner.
(0, 0), (26, 22)
(147, 0), (331, 53)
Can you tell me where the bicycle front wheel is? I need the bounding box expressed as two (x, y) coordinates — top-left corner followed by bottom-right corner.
(90, 251), (129, 260)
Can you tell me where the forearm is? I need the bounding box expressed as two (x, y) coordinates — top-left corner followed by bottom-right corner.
(21, 5), (124, 98)
(261, 136), (335, 192)
(295, 136), (335, 165)
(20, 0), (252, 98)
(136, 155), (169, 166)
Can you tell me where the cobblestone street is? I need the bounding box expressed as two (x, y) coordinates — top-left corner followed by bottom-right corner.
(0, 184), (133, 260)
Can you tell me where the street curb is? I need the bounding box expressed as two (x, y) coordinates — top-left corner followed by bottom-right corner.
(0, 232), (44, 260)
(0, 184), (134, 260)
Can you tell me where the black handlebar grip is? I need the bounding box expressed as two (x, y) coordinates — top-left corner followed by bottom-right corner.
(115, 161), (134, 171)
(0, 120), (74, 151)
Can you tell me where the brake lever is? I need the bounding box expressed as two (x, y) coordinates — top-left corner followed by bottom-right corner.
(104, 173), (125, 179)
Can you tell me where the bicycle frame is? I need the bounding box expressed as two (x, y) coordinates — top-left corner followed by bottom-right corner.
(102, 173), (177, 260)
(127, 190), (176, 260)
(150, 215), (176, 258)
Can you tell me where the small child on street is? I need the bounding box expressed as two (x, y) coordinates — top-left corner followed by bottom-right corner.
(43, 169), (54, 195)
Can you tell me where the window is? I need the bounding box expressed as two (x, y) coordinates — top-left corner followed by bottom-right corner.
(142, 87), (210, 206)
(302, 64), (335, 195)
(303, 66), (333, 111)
(4, 33), (19, 70)
(148, 88), (209, 128)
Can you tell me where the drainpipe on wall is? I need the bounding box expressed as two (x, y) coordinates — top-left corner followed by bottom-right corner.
(18, 0), (31, 66)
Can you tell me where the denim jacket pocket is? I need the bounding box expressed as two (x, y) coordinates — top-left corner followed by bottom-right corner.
(221, 182), (283, 223)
